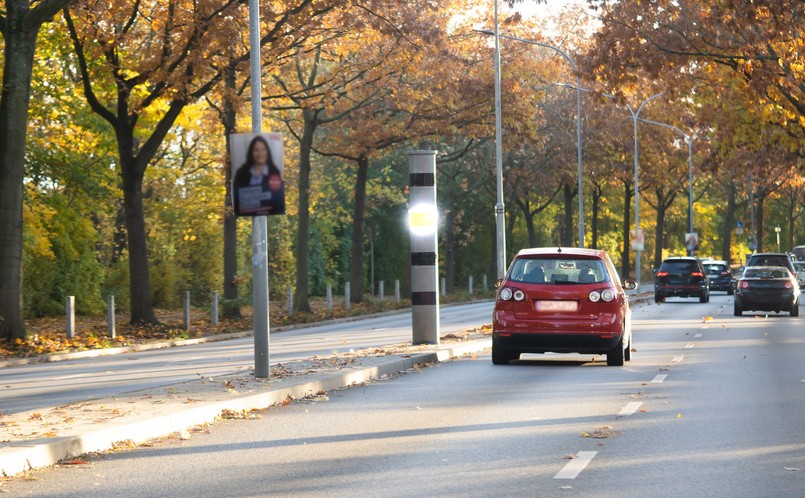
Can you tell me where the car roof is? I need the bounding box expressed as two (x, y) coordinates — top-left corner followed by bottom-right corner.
(749, 252), (791, 257)
(514, 247), (607, 259)
(662, 256), (698, 261)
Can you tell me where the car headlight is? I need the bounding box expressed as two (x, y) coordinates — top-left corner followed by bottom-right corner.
(500, 288), (513, 301)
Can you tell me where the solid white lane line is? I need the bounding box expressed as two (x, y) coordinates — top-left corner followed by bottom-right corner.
(672, 355), (685, 363)
(651, 374), (668, 383)
(617, 401), (643, 417)
(554, 451), (598, 479)
(685, 343), (695, 349)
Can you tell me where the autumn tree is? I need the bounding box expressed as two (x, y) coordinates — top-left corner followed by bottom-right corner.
(0, 0), (77, 340)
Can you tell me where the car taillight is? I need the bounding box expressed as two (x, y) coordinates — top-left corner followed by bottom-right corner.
(499, 287), (525, 301)
(588, 289), (616, 302)
(656, 271), (669, 277)
(739, 281), (750, 289)
(785, 282), (794, 289)
(691, 271), (704, 277)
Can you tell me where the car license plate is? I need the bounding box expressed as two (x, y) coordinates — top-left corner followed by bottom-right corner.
(536, 300), (577, 312)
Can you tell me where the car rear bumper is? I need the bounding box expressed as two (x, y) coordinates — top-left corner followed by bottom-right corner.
(736, 291), (797, 311)
(655, 284), (707, 297)
(493, 312), (624, 354)
(492, 331), (623, 354)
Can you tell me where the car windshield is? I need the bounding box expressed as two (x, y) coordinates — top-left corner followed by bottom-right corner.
(744, 268), (790, 279)
(508, 257), (610, 285)
(703, 264), (727, 274)
(749, 255), (790, 267)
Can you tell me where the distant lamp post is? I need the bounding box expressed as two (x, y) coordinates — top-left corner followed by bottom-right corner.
(474, 28), (585, 248)
(775, 226), (781, 252)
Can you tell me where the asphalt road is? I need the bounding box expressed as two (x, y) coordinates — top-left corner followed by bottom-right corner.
(1, 302), (495, 414)
(5, 293), (804, 497)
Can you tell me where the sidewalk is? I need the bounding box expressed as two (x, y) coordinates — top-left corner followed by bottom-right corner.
(0, 334), (492, 477)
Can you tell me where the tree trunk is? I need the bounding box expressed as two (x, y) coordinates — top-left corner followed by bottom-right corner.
(221, 69), (241, 318)
(444, 206), (456, 293)
(756, 195), (765, 253)
(721, 182), (736, 264)
(621, 179), (632, 279)
(120, 154), (157, 324)
(562, 183), (574, 246)
(349, 154), (368, 303)
(654, 204), (666, 270)
(294, 109), (317, 313)
(0, 6), (39, 341)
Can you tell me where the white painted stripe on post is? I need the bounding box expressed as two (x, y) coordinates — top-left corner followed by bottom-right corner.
(554, 451), (597, 479)
(651, 374), (667, 383)
(617, 401), (643, 417)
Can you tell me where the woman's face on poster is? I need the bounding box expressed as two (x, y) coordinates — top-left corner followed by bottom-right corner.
(250, 140), (269, 165)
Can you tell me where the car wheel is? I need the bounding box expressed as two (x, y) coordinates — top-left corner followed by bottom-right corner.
(734, 303), (742, 316)
(699, 292), (708, 303)
(654, 293), (664, 304)
(791, 300), (799, 317)
(607, 336), (625, 366)
(727, 287), (734, 296)
(492, 344), (511, 365)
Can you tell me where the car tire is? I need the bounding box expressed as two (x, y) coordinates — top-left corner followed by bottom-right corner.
(791, 300), (799, 317)
(654, 293), (664, 304)
(699, 292), (709, 303)
(734, 303), (742, 316)
(624, 333), (632, 362)
(491, 344), (512, 365)
(727, 288), (734, 296)
(607, 336), (625, 366)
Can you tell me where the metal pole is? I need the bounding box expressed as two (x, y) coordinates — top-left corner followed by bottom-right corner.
(66, 296), (75, 340)
(183, 291), (190, 331)
(211, 291), (219, 326)
(576, 73), (584, 247)
(409, 150), (440, 345)
(628, 93), (664, 282)
(249, 0), (270, 379)
(493, 0), (507, 278)
(107, 295), (116, 339)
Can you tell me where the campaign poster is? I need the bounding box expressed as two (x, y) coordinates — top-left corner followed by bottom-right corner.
(230, 132), (285, 217)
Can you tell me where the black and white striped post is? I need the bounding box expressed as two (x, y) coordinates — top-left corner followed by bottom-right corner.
(408, 150), (440, 345)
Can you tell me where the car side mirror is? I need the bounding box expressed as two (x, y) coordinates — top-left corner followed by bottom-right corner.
(652, 268), (659, 275)
(495, 278), (504, 290)
(623, 279), (638, 291)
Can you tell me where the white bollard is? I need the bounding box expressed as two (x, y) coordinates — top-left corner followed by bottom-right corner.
(345, 282), (351, 311)
(441, 277), (446, 297)
(183, 291), (191, 331)
(395, 280), (401, 303)
(379, 281), (385, 302)
(66, 296), (75, 340)
(483, 274), (488, 291)
(212, 291), (219, 326)
(469, 275), (474, 295)
(286, 285), (294, 316)
(107, 295), (116, 339)
(326, 283), (333, 313)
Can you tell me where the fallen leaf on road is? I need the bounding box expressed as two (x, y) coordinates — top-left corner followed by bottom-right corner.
(703, 316), (713, 322)
(28, 413), (43, 421)
(59, 458), (89, 465)
(178, 429), (192, 440)
(564, 454), (576, 460)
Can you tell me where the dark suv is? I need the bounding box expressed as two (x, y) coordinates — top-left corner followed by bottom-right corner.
(746, 253), (796, 274)
(703, 260), (733, 294)
(654, 257), (710, 303)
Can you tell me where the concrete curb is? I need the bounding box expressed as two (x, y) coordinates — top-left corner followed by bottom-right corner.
(0, 300), (496, 369)
(0, 339), (492, 477)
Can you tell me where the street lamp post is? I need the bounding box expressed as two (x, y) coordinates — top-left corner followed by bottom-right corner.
(622, 94), (664, 282)
(475, 29), (585, 248)
(638, 118), (704, 256)
(492, 2), (506, 278)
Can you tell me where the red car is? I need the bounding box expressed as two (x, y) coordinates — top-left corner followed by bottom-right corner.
(492, 247), (638, 366)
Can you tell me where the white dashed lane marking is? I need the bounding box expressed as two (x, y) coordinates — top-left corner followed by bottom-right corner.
(554, 451), (598, 479)
(651, 374), (668, 383)
(672, 355), (685, 363)
(694, 333), (703, 338)
(617, 401), (643, 417)
(685, 343), (695, 349)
